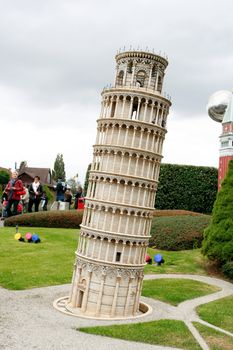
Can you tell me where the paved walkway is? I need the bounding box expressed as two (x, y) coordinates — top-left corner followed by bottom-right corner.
(0, 274), (232, 350)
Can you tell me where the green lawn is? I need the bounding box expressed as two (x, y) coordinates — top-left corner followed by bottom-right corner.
(197, 295), (233, 333)
(0, 226), (211, 290)
(0, 226), (79, 289)
(145, 247), (208, 275)
(79, 320), (201, 350)
(194, 322), (233, 350)
(142, 279), (220, 305)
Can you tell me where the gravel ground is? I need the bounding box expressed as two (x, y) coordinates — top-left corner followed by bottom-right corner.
(0, 284), (180, 350)
(0, 274), (232, 350)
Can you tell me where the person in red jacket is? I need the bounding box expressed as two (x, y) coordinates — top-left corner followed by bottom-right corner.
(5, 171), (24, 217)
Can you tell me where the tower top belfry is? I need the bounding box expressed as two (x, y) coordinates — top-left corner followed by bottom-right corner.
(113, 50), (169, 94)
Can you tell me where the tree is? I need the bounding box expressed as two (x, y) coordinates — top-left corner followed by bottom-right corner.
(0, 170), (10, 185)
(0, 170), (10, 194)
(202, 160), (233, 265)
(52, 153), (66, 181)
(66, 177), (82, 195)
(83, 163), (91, 196)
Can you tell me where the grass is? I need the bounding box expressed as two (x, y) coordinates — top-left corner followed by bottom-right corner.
(79, 320), (201, 350)
(145, 247), (208, 275)
(0, 226), (78, 289)
(0, 226), (211, 290)
(194, 322), (233, 350)
(197, 295), (233, 333)
(142, 279), (220, 305)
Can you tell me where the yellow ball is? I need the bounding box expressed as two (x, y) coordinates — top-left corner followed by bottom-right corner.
(14, 233), (22, 240)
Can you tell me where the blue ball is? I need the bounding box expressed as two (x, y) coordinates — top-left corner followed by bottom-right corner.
(154, 254), (163, 263)
(32, 234), (40, 243)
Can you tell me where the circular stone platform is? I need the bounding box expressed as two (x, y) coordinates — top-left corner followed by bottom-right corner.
(53, 296), (152, 320)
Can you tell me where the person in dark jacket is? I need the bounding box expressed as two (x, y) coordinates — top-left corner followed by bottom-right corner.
(4, 171), (24, 217)
(28, 176), (43, 212)
(56, 179), (66, 201)
(74, 186), (83, 209)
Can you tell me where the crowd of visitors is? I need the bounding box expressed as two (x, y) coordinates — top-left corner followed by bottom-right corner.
(1, 171), (83, 218)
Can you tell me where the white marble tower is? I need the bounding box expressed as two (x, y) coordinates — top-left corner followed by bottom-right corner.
(67, 50), (171, 318)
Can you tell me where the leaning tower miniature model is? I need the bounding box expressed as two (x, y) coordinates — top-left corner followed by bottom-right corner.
(68, 50), (171, 318)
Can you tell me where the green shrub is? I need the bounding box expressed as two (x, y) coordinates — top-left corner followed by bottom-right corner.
(4, 210), (83, 228)
(222, 261), (233, 280)
(149, 215), (211, 250)
(202, 160), (233, 264)
(0, 170), (10, 185)
(155, 163), (218, 214)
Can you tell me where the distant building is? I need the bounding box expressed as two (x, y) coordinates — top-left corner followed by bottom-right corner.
(18, 166), (54, 188)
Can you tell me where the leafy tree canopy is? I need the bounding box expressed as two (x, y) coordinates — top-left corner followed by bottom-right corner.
(202, 160), (233, 264)
(52, 153), (66, 181)
(0, 170), (10, 185)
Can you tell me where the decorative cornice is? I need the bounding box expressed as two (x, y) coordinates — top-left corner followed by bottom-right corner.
(101, 87), (171, 106)
(115, 51), (168, 68)
(80, 225), (150, 242)
(96, 118), (167, 134)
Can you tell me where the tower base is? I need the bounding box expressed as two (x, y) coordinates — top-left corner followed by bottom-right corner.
(53, 296), (152, 320)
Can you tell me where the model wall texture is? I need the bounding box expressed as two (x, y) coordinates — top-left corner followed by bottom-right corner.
(68, 51), (171, 318)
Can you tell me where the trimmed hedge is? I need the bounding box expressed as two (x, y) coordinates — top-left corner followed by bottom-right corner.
(155, 163), (218, 214)
(149, 215), (211, 250)
(153, 210), (203, 217)
(4, 210), (83, 228)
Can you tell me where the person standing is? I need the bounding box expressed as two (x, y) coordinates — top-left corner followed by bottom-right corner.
(64, 189), (72, 209)
(41, 191), (48, 211)
(56, 179), (66, 202)
(74, 186), (83, 209)
(28, 176), (43, 212)
(21, 186), (29, 213)
(5, 171), (24, 217)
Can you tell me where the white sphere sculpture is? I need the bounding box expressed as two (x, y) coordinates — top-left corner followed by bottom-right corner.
(207, 90), (231, 122)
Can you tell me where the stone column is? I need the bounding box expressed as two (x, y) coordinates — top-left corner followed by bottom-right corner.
(121, 96), (126, 118)
(81, 270), (92, 312)
(124, 277), (134, 316)
(95, 272), (106, 316)
(111, 275), (121, 317)
(143, 101), (148, 122)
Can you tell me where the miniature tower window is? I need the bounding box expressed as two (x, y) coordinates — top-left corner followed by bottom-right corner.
(151, 65), (156, 77)
(136, 70), (146, 87)
(157, 76), (162, 92)
(127, 61), (133, 73)
(117, 70), (124, 85)
(116, 252), (121, 262)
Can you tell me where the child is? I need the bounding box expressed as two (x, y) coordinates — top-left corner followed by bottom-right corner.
(1, 191), (8, 218)
(41, 192), (48, 211)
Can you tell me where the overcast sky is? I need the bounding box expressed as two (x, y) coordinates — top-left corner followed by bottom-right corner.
(1, 0), (233, 184)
